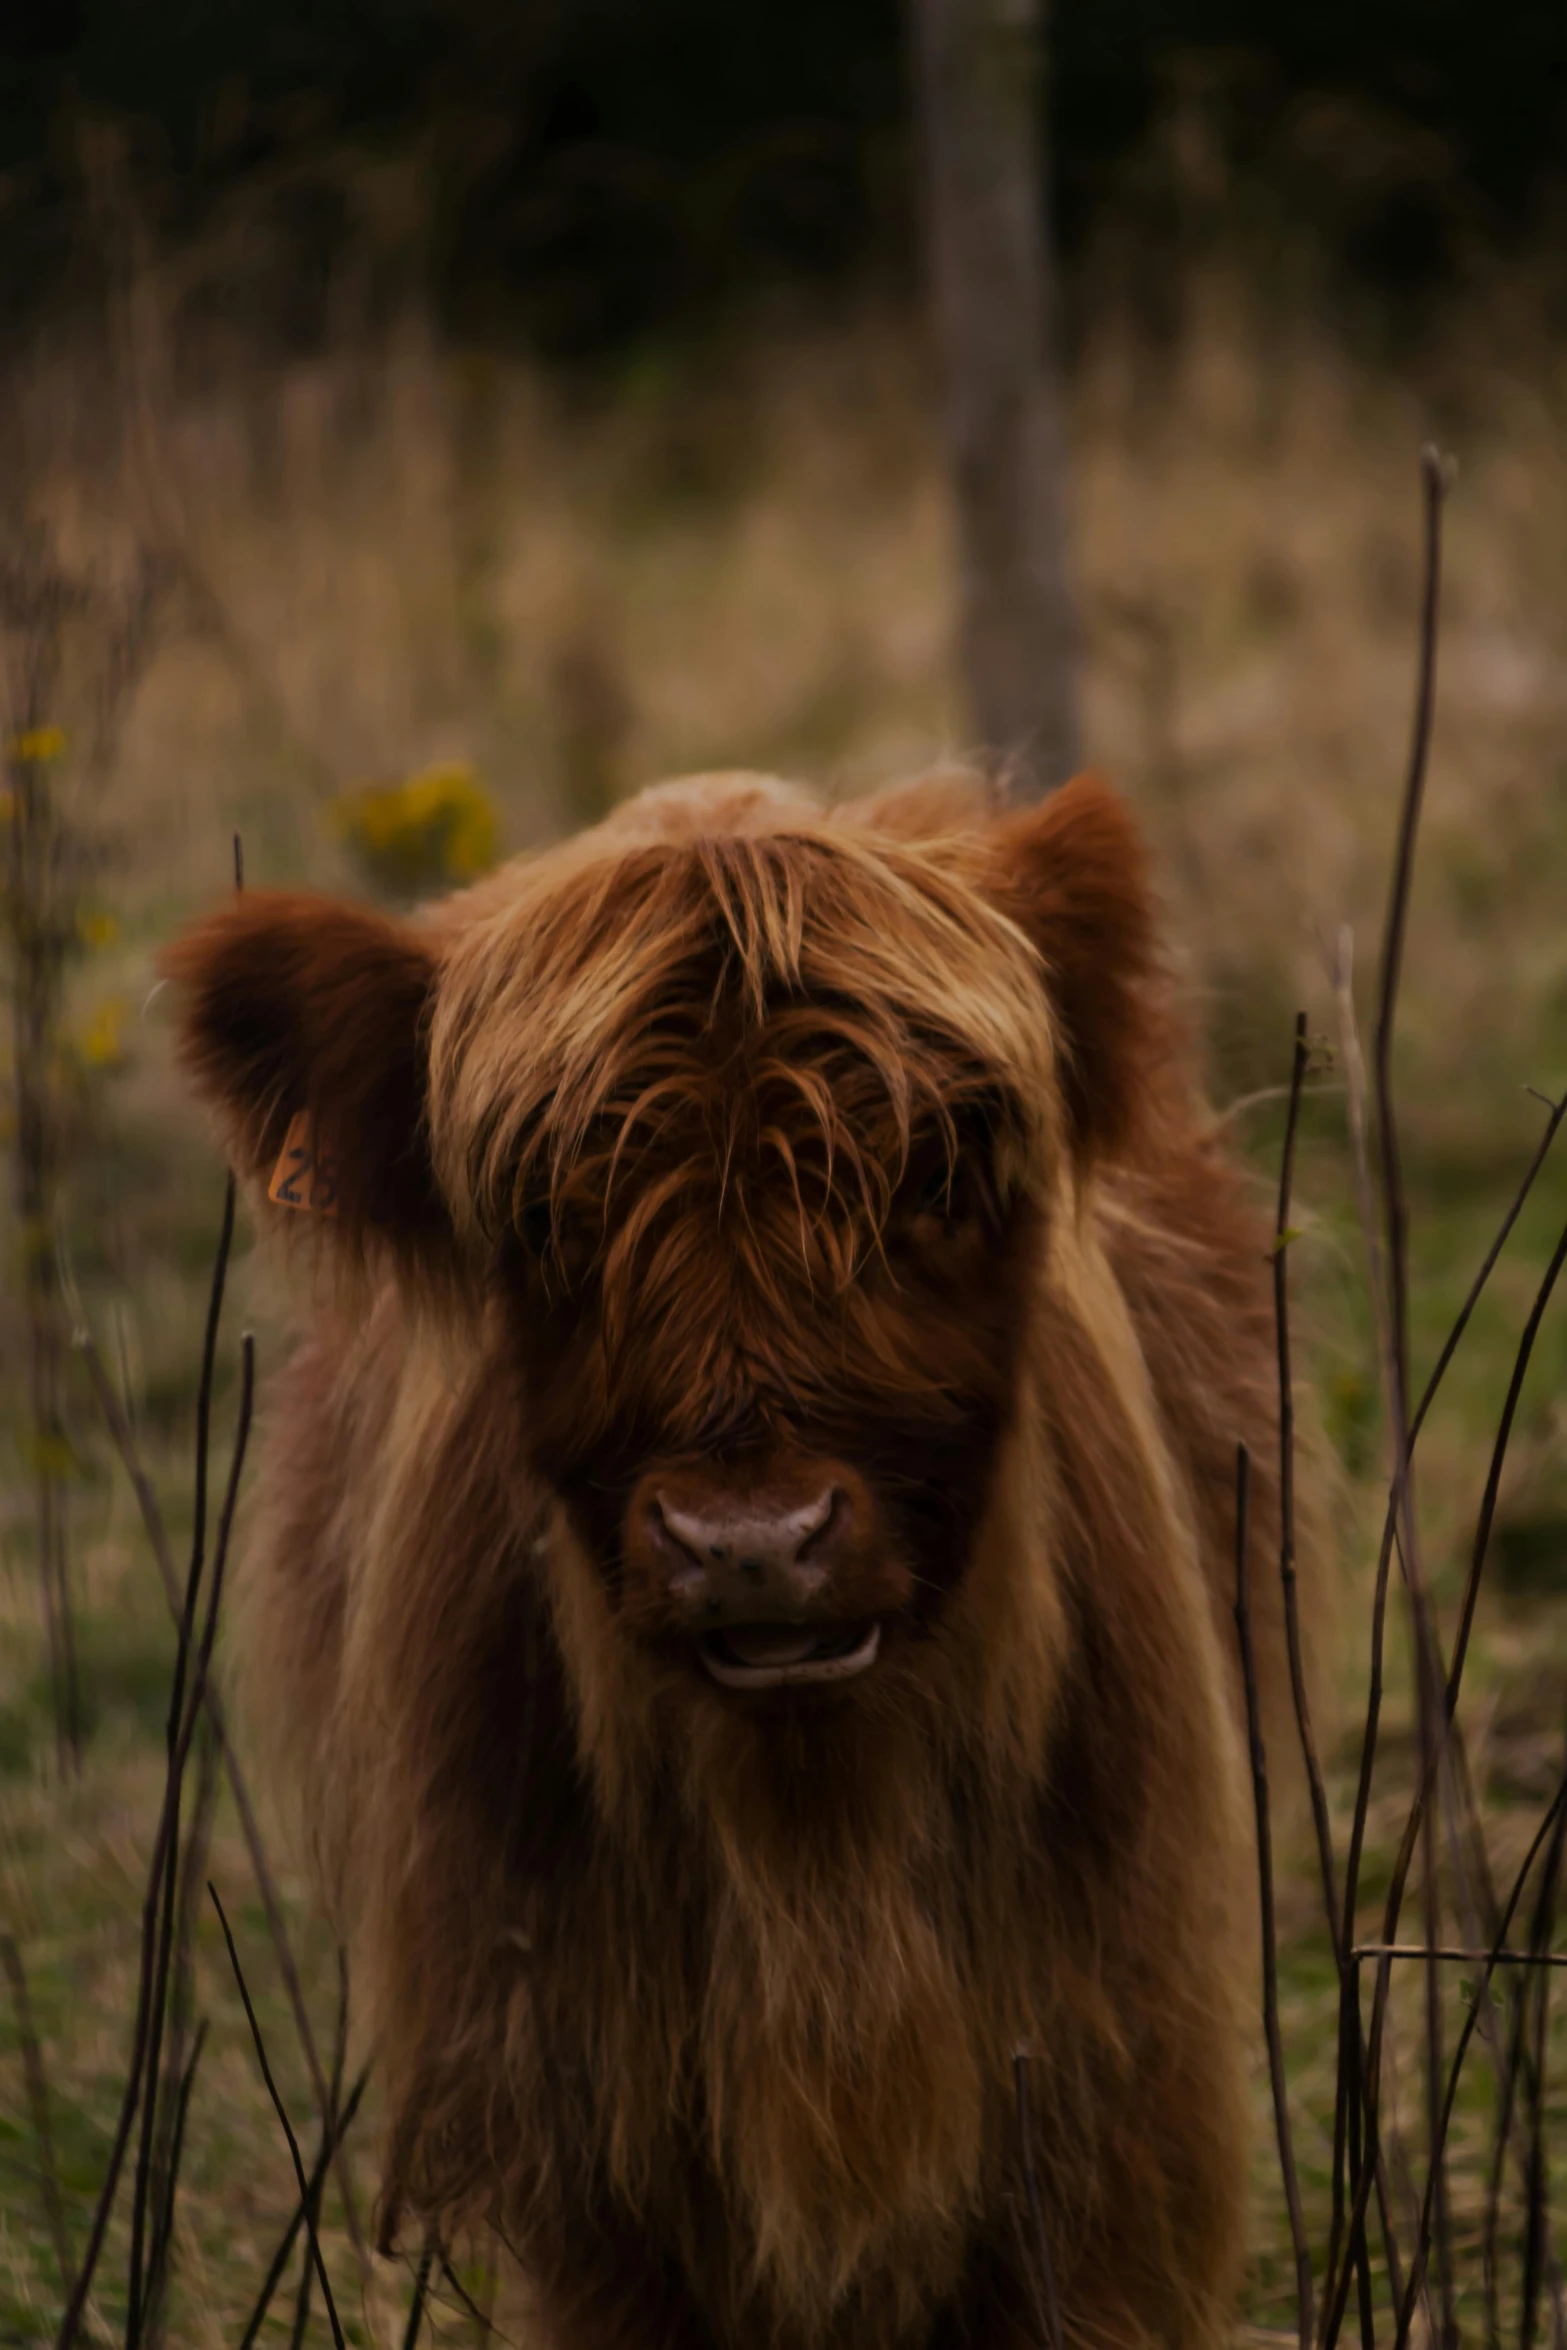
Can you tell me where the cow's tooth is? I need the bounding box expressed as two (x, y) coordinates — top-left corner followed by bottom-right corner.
(721, 1625), (820, 1668)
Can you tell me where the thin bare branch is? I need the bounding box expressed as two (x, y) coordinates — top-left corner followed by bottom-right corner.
(1327, 931), (1411, 2335)
(289, 1952), (351, 2350)
(237, 2070), (370, 2350)
(57, 1322), (254, 2350)
(1393, 1762), (1567, 2348)
(1445, 1210), (1567, 1716)
(1274, 1008), (1340, 1953)
(1235, 1442), (1314, 2350)
(73, 1314), (371, 2276)
(128, 1172), (236, 2345)
(1410, 1092), (1567, 1454)
(143, 1714), (221, 2344)
(1324, 445), (1453, 2350)
(1355, 1945), (1567, 1970)
(403, 2243), (435, 2350)
(145, 2017), (207, 2333)
(1519, 1754), (1567, 2350)
(211, 1883), (346, 2350)
(437, 2253), (507, 2344)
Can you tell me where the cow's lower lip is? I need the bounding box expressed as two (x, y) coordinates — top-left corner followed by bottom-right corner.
(697, 1620), (882, 1690)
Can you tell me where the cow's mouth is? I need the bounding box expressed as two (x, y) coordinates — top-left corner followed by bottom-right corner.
(697, 1620), (882, 1691)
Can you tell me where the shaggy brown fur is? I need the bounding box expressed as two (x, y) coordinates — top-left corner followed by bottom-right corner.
(163, 768), (1319, 2350)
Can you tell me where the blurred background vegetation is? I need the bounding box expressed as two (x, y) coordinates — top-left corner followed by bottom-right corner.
(6, 0), (1567, 354)
(1, 2), (1567, 2342)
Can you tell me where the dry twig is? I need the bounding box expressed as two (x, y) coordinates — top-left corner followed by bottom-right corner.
(1236, 1442), (1314, 2350)
(73, 1282), (371, 2275)
(56, 1320), (254, 2350)
(288, 1953), (352, 2350)
(403, 2243), (435, 2350)
(1393, 1759), (1567, 2348)
(211, 1883), (347, 2350)
(145, 2017), (207, 2334)
(237, 2069), (371, 2350)
(126, 1173), (236, 2345)
(1275, 1011), (1340, 1956)
(1322, 445), (1454, 2350)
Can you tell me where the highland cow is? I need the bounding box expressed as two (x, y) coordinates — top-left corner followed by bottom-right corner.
(164, 768), (1317, 2350)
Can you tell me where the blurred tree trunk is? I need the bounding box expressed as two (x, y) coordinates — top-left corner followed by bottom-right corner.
(912, 0), (1080, 796)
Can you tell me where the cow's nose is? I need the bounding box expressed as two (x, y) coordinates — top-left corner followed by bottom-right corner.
(648, 1487), (842, 1622)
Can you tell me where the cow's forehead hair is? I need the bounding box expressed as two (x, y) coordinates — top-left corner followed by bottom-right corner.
(423, 771), (1063, 1238)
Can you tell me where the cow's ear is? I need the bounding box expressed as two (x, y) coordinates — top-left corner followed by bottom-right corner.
(160, 891), (454, 1267)
(981, 773), (1157, 1165)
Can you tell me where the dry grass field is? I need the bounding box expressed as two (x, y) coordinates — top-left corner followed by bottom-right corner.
(1, 266), (1566, 2341)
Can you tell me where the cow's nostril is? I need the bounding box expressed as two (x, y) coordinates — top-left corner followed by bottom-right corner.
(794, 1490), (843, 1563)
(650, 1501), (702, 1568)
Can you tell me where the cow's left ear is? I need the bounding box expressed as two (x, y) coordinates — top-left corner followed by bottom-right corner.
(981, 773), (1157, 1166)
(160, 890), (455, 1272)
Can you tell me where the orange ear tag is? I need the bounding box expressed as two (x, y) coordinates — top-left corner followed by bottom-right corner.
(267, 1111), (340, 1217)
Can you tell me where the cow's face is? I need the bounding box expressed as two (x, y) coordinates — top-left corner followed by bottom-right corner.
(165, 771), (1154, 1717)
(485, 996), (1041, 1705)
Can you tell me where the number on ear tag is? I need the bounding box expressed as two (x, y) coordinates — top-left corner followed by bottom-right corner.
(267, 1111), (340, 1217)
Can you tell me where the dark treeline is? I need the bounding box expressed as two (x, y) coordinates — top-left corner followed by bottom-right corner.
(3, 0), (1565, 357)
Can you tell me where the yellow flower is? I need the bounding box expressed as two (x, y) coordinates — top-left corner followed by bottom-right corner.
(9, 726), (66, 763)
(77, 909), (120, 949)
(330, 761), (501, 898)
(77, 996), (128, 1069)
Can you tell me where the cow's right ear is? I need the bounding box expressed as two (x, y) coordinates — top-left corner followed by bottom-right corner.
(978, 772), (1157, 1168)
(159, 891), (454, 1269)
